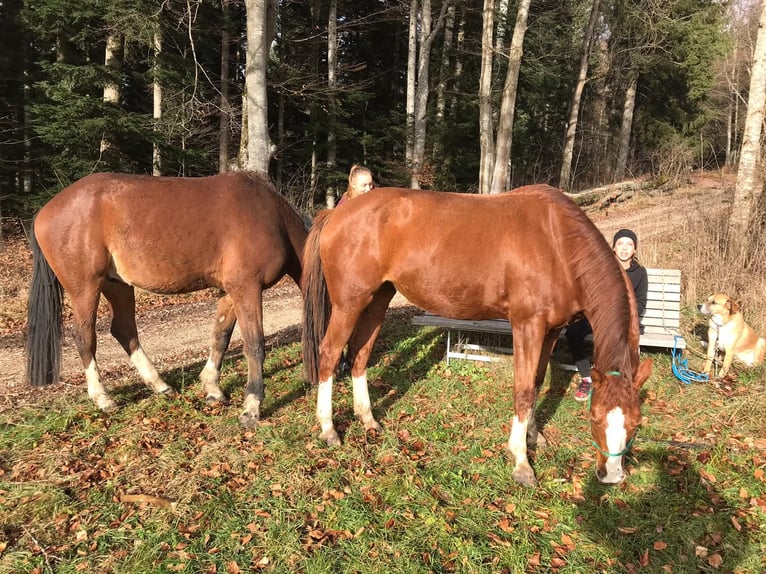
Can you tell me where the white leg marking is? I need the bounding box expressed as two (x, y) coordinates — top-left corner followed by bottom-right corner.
(602, 407), (627, 484)
(508, 414), (537, 486)
(85, 359), (115, 411)
(242, 393), (261, 419)
(316, 377), (340, 444)
(352, 371), (382, 432)
(508, 415), (529, 464)
(199, 358), (224, 398)
(130, 346), (169, 393)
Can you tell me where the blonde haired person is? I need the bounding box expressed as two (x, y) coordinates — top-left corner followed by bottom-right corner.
(337, 164), (374, 206)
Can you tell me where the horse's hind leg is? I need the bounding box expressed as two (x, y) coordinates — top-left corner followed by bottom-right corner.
(199, 295), (237, 405)
(230, 289), (265, 429)
(345, 284), (396, 434)
(101, 280), (176, 399)
(67, 285), (117, 411)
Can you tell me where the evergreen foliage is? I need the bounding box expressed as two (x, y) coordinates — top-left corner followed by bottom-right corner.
(0, 0), (734, 219)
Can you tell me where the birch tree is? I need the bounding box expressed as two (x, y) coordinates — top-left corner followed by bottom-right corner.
(478, 0), (495, 194)
(152, 29), (162, 176)
(405, 0), (418, 172)
(407, 0), (450, 188)
(731, 0), (766, 248)
(243, 0), (277, 176)
(218, 0), (232, 173)
(559, 0), (601, 190)
(326, 0), (338, 206)
(489, 0), (531, 195)
(100, 31), (123, 164)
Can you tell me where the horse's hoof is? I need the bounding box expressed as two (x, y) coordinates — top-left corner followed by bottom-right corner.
(362, 418), (383, 434)
(512, 467), (538, 488)
(160, 387), (178, 399)
(321, 430), (342, 446)
(238, 411), (260, 429)
(206, 394), (230, 406)
(95, 396), (118, 413)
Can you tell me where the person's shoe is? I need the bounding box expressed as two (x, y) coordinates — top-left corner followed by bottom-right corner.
(574, 378), (592, 402)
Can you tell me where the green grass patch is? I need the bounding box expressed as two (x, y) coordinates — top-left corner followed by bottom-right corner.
(1, 313), (765, 573)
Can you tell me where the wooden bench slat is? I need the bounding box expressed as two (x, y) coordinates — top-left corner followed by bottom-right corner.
(411, 267), (686, 364)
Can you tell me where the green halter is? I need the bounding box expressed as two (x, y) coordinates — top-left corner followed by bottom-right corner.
(590, 370), (637, 457)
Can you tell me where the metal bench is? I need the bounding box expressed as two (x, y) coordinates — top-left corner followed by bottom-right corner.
(411, 267), (685, 364)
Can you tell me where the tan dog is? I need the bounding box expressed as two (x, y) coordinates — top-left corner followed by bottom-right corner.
(699, 293), (766, 377)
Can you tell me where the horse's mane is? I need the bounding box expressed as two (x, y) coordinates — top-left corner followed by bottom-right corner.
(550, 192), (638, 386)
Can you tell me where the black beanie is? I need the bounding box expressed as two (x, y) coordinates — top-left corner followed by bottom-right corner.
(612, 228), (638, 249)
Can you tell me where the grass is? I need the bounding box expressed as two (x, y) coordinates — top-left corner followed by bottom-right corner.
(2, 308), (765, 574)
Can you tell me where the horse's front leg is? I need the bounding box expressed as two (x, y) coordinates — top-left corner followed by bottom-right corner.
(507, 319), (549, 488)
(199, 295), (237, 405)
(232, 292), (265, 429)
(526, 328), (561, 450)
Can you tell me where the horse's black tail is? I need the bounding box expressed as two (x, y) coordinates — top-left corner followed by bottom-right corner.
(301, 210), (333, 384)
(26, 221), (64, 386)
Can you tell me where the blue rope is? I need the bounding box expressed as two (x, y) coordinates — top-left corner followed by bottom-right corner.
(671, 335), (709, 385)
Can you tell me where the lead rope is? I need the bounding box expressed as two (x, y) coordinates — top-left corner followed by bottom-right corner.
(671, 335), (709, 385)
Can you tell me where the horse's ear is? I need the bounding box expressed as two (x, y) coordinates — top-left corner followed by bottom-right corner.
(634, 358), (653, 391)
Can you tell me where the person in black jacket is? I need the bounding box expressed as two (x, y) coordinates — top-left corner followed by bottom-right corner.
(568, 228), (648, 401)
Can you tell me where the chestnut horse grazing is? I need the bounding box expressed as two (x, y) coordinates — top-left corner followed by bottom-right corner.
(27, 171), (308, 427)
(302, 185), (653, 487)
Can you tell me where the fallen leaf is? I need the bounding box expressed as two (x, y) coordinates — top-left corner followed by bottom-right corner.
(653, 541), (667, 550)
(708, 553), (723, 568)
(730, 516), (742, 531)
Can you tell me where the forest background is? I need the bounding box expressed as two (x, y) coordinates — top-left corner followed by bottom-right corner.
(0, 0), (761, 228)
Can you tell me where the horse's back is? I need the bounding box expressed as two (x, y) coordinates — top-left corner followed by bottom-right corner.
(321, 186), (600, 322)
(34, 172), (303, 294)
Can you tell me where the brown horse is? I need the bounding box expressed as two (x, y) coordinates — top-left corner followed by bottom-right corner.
(27, 171), (308, 427)
(302, 185), (653, 487)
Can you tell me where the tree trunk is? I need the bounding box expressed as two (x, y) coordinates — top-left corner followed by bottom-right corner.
(410, 0), (432, 189)
(405, 0), (418, 174)
(433, 2), (455, 161)
(244, 0), (277, 176)
(153, 30), (162, 176)
(559, 0), (601, 191)
(489, 0), (531, 195)
(100, 32), (123, 163)
(326, 0), (338, 207)
(614, 73), (637, 181)
(478, 0), (495, 194)
(218, 0), (231, 173)
(731, 0), (766, 247)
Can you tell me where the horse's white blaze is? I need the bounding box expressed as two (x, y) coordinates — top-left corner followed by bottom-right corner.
(316, 377), (335, 434)
(130, 346), (167, 392)
(602, 406), (627, 483)
(85, 359), (114, 410)
(508, 415), (529, 463)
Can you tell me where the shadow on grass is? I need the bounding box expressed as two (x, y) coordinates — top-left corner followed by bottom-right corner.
(107, 322), (305, 414)
(577, 445), (754, 571)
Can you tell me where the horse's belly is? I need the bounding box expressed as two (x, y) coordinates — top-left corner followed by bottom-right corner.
(109, 256), (212, 294)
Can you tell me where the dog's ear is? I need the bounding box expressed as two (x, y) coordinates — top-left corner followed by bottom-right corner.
(730, 299), (740, 314)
